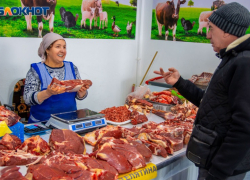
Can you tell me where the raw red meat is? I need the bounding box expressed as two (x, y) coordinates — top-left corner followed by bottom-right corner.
(49, 129), (86, 154)
(111, 143), (146, 170)
(0, 106), (20, 126)
(26, 164), (71, 180)
(73, 154), (118, 180)
(131, 112), (148, 125)
(0, 134), (21, 150)
(0, 166), (27, 180)
(50, 78), (92, 92)
(19, 135), (50, 155)
(96, 143), (132, 174)
(118, 126), (144, 137)
(0, 150), (42, 166)
(84, 126), (122, 146)
(100, 106), (131, 122)
(126, 136), (152, 162)
(140, 139), (168, 158)
(142, 121), (158, 129)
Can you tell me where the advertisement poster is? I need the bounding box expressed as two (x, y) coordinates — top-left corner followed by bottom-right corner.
(151, 0), (250, 43)
(0, 0), (137, 39)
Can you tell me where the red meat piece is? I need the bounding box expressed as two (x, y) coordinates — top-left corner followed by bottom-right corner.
(0, 106), (20, 126)
(19, 135), (50, 155)
(49, 129), (86, 154)
(0, 166), (27, 180)
(0, 134), (21, 150)
(96, 143), (132, 174)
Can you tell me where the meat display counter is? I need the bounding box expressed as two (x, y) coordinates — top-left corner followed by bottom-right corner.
(19, 113), (199, 180)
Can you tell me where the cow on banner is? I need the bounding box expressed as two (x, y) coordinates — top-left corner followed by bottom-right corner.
(20, 0), (57, 37)
(156, 0), (186, 41)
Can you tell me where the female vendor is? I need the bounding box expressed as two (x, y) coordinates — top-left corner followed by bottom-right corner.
(24, 33), (89, 123)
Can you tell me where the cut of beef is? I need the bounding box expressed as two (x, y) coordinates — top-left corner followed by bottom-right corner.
(0, 150), (42, 166)
(0, 166), (27, 180)
(49, 129), (86, 154)
(84, 126), (122, 146)
(26, 164), (70, 180)
(50, 78), (92, 92)
(96, 143), (132, 174)
(0, 106), (20, 126)
(126, 136), (152, 162)
(19, 135), (50, 155)
(130, 110), (148, 125)
(0, 134), (21, 150)
(140, 139), (168, 158)
(111, 143), (146, 170)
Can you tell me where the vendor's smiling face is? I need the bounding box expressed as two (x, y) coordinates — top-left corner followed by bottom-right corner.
(46, 40), (66, 66)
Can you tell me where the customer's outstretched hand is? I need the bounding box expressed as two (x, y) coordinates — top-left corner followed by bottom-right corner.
(154, 67), (180, 86)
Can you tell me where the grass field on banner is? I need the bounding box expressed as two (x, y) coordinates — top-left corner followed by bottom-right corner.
(0, 0), (137, 39)
(151, 7), (250, 43)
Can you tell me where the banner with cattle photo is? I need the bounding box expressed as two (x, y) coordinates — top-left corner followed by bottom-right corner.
(0, 0), (137, 39)
(151, 0), (250, 43)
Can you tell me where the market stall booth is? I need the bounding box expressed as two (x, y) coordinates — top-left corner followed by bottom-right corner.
(0, 85), (199, 180)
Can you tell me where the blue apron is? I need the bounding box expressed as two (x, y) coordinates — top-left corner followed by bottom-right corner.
(28, 61), (77, 123)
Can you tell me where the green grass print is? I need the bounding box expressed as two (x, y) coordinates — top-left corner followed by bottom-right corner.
(0, 0), (137, 39)
(151, 7), (250, 43)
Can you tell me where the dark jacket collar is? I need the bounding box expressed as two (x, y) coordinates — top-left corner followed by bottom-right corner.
(216, 35), (250, 68)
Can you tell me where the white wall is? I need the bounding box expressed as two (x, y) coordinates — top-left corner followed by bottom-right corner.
(0, 0), (221, 113)
(0, 37), (137, 112)
(137, 0), (220, 85)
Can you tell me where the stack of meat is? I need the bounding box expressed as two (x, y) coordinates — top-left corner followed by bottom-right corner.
(144, 90), (181, 105)
(125, 97), (153, 114)
(50, 78), (92, 92)
(0, 106), (20, 126)
(100, 106), (148, 125)
(1, 126), (157, 180)
(152, 101), (198, 123)
(100, 106), (131, 122)
(84, 122), (192, 160)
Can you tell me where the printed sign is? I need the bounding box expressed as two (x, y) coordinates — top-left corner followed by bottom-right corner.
(151, 0), (250, 43)
(0, 0), (137, 39)
(118, 163), (157, 180)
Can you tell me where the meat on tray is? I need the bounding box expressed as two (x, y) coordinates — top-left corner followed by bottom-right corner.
(92, 137), (146, 171)
(0, 166), (27, 180)
(49, 129), (86, 154)
(0, 134), (21, 151)
(96, 143), (132, 174)
(50, 78), (92, 92)
(0, 106), (20, 126)
(130, 110), (148, 125)
(84, 125), (122, 146)
(0, 150), (43, 166)
(100, 106), (131, 122)
(19, 135), (51, 156)
(126, 97), (153, 114)
(126, 136), (153, 162)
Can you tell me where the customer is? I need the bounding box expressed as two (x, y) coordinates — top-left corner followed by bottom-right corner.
(154, 2), (250, 180)
(24, 33), (89, 123)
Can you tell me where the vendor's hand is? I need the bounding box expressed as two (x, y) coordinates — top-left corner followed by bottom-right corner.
(154, 67), (180, 86)
(77, 85), (90, 98)
(46, 84), (66, 96)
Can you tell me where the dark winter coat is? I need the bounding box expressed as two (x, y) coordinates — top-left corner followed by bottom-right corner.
(174, 34), (250, 179)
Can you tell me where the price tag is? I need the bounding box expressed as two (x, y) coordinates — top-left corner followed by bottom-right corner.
(118, 163), (157, 180)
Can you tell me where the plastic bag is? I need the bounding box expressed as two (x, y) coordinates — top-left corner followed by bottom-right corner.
(125, 85), (151, 104)
(0, 121), (12, 137)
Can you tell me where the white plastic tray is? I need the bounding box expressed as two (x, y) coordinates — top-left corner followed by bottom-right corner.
(106, 119), (131, 125)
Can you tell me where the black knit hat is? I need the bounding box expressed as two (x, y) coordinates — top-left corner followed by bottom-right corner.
(209, 2), (250, 37)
